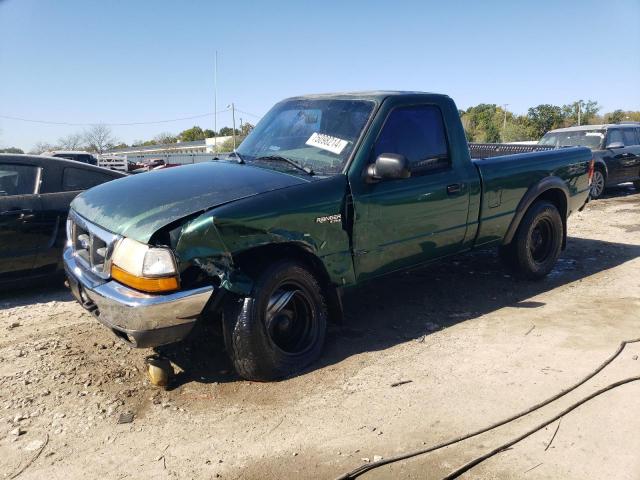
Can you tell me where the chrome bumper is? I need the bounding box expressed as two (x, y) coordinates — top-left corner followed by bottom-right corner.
(63, 247), (214, 348)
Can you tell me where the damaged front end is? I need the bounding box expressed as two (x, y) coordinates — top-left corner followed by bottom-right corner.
(157, 214), (254, 298)
(166, 175), (356, 323)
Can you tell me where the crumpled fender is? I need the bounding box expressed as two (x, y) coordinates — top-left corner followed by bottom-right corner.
(174, 215), (254, 295)
(174, 175), (354, 296)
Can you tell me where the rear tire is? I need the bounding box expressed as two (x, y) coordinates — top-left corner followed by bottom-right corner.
(222, 260), (327, 381)
(505, 201), (563, 280)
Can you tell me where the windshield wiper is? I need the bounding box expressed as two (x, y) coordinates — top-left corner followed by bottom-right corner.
(227, 151), (245, 164)
(254, 155), (314, 175)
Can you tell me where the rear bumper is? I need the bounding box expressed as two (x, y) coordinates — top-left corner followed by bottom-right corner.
(63, 247), (214, 348)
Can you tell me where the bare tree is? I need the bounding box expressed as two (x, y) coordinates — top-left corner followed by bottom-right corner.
(154, 132), (177, 144)
(83, 124), (116, 154)
(29, 142), (56, 154)
(58, 132), (85, 150)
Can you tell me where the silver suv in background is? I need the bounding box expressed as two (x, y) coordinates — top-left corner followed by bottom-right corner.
(539, 123), (640, 198)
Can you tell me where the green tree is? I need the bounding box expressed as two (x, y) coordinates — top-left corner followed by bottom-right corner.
(461, 104), (503, 142)
(501, 118), (535, 142)
(240, 122), (255, 136)
(203, 129), (216, 138)
(220, 136), (248, 151)
(527, 104), (564, 138)
(218, 126), (235, 136)
(562, 100), (600, 126)
(178, 126), (206, 142)
(0, 147), (24, 154)
(605, 110), (625, 124)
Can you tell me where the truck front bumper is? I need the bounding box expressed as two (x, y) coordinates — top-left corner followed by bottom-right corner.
(63, 247), (214, 348)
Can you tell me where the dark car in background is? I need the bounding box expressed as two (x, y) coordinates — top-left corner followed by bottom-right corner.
(42, 150), (99, 166)
(0, 154), (125, 286)
(539, 123), (640, 198)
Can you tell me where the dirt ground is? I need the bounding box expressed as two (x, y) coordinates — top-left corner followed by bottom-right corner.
(1, 185), (639, 480)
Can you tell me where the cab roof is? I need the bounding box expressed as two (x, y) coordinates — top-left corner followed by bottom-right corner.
(284, 90), (451, 103)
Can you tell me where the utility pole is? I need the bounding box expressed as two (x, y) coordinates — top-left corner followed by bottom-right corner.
(577, 101), (581, 126)
(228, 103), (237, 150)
(214, 50), (218, 151)
(502, 103), (509, 130)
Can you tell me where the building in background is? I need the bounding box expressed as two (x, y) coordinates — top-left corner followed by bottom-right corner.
(105, 136), (233, 165)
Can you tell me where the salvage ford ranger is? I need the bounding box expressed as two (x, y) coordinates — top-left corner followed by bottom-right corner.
(64, 91), (593, 381)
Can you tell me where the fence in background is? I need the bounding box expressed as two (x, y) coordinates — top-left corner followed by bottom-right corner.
(123, 153), (232, 165)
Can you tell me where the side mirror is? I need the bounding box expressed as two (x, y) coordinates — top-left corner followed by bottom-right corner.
(366, 153), (411, 183)
(606, 141), (624, 149)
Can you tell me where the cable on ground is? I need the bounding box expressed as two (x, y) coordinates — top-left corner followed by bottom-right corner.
(335, 338), (640, 480)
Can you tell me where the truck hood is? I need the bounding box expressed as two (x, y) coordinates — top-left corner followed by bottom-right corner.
(71, 161), (309, 243)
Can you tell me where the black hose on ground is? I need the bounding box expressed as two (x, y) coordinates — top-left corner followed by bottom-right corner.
(334, 338), (640, 480)
(442, 375), (640, 479)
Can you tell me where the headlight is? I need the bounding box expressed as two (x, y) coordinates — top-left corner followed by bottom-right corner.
(111, 238), (179, 293)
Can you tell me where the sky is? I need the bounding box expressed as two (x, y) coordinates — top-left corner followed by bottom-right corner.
(1, 0), (639, 151)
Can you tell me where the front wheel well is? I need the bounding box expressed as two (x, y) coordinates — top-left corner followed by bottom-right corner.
(232, 243), (344, 323)
(594, 162), (607, 176)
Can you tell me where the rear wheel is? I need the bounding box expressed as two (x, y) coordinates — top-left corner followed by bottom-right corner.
(590, 169), (606, 199)
(222, 260), (327, 381)
(502, 200), (563, 280)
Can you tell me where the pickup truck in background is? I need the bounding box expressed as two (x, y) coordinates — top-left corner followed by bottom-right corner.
(539, 123), (640, 198)
(63, 91), (593, 381)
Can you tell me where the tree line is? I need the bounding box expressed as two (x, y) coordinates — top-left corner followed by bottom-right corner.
(462, 100), (640, 143)
(21, 122), (254, 155)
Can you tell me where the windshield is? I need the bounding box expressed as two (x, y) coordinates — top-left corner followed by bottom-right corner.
(236, 98), (375, 175)
(539, 130), (604, 149)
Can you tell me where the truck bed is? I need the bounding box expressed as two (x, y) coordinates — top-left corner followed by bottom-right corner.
(470, 147), (592, 247)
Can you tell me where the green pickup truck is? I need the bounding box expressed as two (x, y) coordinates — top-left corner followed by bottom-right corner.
(64, 91), (593, 380)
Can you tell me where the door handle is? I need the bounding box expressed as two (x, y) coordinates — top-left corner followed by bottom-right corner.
(447, 184), (462, 195)
(0, 208), (33, 216)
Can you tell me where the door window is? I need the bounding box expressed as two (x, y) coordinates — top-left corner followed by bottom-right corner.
(0, 164), (39, 196)
(606, 129), (624, 146)
(374, 105), (450, 174)
(62, 167), (113, 191)
(622, 129), (638, 147)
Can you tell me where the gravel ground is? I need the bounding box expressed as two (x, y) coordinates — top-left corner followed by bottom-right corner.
(1, 185), (639, 480)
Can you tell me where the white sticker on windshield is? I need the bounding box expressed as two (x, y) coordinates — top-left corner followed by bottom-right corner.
(585, 132), (603, 137)
(305, 133), (348, 155)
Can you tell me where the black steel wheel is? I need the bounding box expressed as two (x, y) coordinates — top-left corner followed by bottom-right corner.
(590, 169), (606, 199)
(265, 284), (318, 356)
(509, 200), (563, 280)
(223, 260), (327, 381)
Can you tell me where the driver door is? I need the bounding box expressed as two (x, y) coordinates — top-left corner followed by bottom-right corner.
(351, 103), (471, 281)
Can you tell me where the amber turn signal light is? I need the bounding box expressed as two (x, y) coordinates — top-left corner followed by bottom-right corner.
(111, 265), (179, 293)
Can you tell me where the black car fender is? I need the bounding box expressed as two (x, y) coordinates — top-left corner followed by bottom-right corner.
(593, 155), (608, 178)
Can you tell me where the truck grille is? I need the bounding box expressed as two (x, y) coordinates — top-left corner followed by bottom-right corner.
(67, 210), (121, 279)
